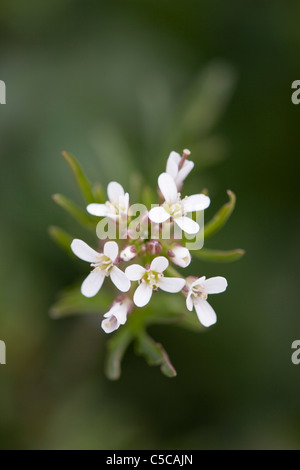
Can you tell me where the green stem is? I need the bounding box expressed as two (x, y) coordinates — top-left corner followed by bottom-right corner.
(165, 265), (183, 278)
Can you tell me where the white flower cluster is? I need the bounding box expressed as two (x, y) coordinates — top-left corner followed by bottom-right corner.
(71, 150), (228, 333)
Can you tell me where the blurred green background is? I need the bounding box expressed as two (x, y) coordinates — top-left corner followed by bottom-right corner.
(0, 0), (299, 450)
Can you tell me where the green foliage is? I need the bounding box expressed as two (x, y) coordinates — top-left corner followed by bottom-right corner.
(49, 284), (113, 319)
(52, 193), (96, 230)
(193, 248), (245, 263)
(50, 149), (244, 379)
(48, 226), (74, 256)
(62, 151), (95, 204)
(203, 190), (236, 239)
(105, 328), (134, 380)
(135, 331), (177, 378)
(49, 65), (244, 380)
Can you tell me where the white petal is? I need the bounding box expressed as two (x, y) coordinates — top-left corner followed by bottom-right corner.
(125, 264), (146, 281)
(101, 315), (119, 334)
(110, 266), (131, 292)
(148, 206), (170, 223)
(103, 240), (119, 262)
(191, 276), (206, 289)
(105, 303), (128, 325)
(115, 306), (128, 325)
(103, 309), (114, 318)
(171, 246), (191, 268)
(86, 203), (109, 217)
(71, 239), (101, 263)
(166, 153), (179, 179)
(168, 150), (181, 166)
(176, 160), (194, 185)
(150, 256), (169, 273)
(119, 192), (129, 213)
(107, 181), (125, 203)
(183, 194), (211, 212)
(133, 282), (153, 307)
(81, 271), (105, 297)
(174, 216), (200, 234)
(159, 277), (185, 293)
(186, 293), (194, 311)
(166, 159), (178, 180)
(158, 172), (178, 204)
(194, 299), (217, 327)
(204, 276), (228, 294)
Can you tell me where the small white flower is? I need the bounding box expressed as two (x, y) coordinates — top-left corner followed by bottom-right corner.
(101, 296), (133, 334)
(86, 181), (129, 220)
(120, 245), (138, 262)
(185, 276), (228, 327)
(125, 256), (185, 307)
(168, 244), (191, 268)
(71, 239), (130, 297)
(166, 149), (194, 190)
(148, 172), (210, 235)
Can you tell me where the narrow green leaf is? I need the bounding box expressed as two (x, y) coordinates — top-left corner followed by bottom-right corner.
(105, 328), (133, 381)
(49, 284), (113, 319)
(52, 193), (95, 229)
(141, 185), (157, 209)
(62, 151), (95, 204)
(135, 331), (177, 378)
(92, 183), (106, 203)
(203, 190), (236, 239)
(193, 247), (245, 263)
(129, 171), (143, 203)
(48, 225), (73, 255)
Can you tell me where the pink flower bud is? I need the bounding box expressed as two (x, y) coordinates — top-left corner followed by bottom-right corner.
(120, 245), (138, 262)
(168, 244), (191, 268)
(147, 240), (162, 255)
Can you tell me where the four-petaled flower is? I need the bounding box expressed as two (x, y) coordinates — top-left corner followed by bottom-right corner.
(86, 181), (129, 220)
(101, 296), (133, 333)
(148, 172), (210, 234)
(71, 239), (130, 297)
(166, 149), (194, 190)
(185, 276), (228, 327)
(125, 256), (185, 307)
(66, 149), (233, 344)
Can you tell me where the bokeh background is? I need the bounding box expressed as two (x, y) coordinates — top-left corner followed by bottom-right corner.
(0, 0), (299, 450)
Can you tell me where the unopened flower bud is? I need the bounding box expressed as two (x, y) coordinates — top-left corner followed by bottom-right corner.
(140, 243), (147, 255)
(120, 245), (138, 262)
(147, 240), (162, 255)
(101, 296), (134, 334)
(168, 244), (191, 268)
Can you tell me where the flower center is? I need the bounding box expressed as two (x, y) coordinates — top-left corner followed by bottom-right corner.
(141, 270), (163, 290)
(105, 201), (119, 215)
(163, 194), (184, 218)
(103, 315), (118, 330)
(91, 255), (113, 275)
(106, 198), (127, 215)
(191, 284), (207, 301)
